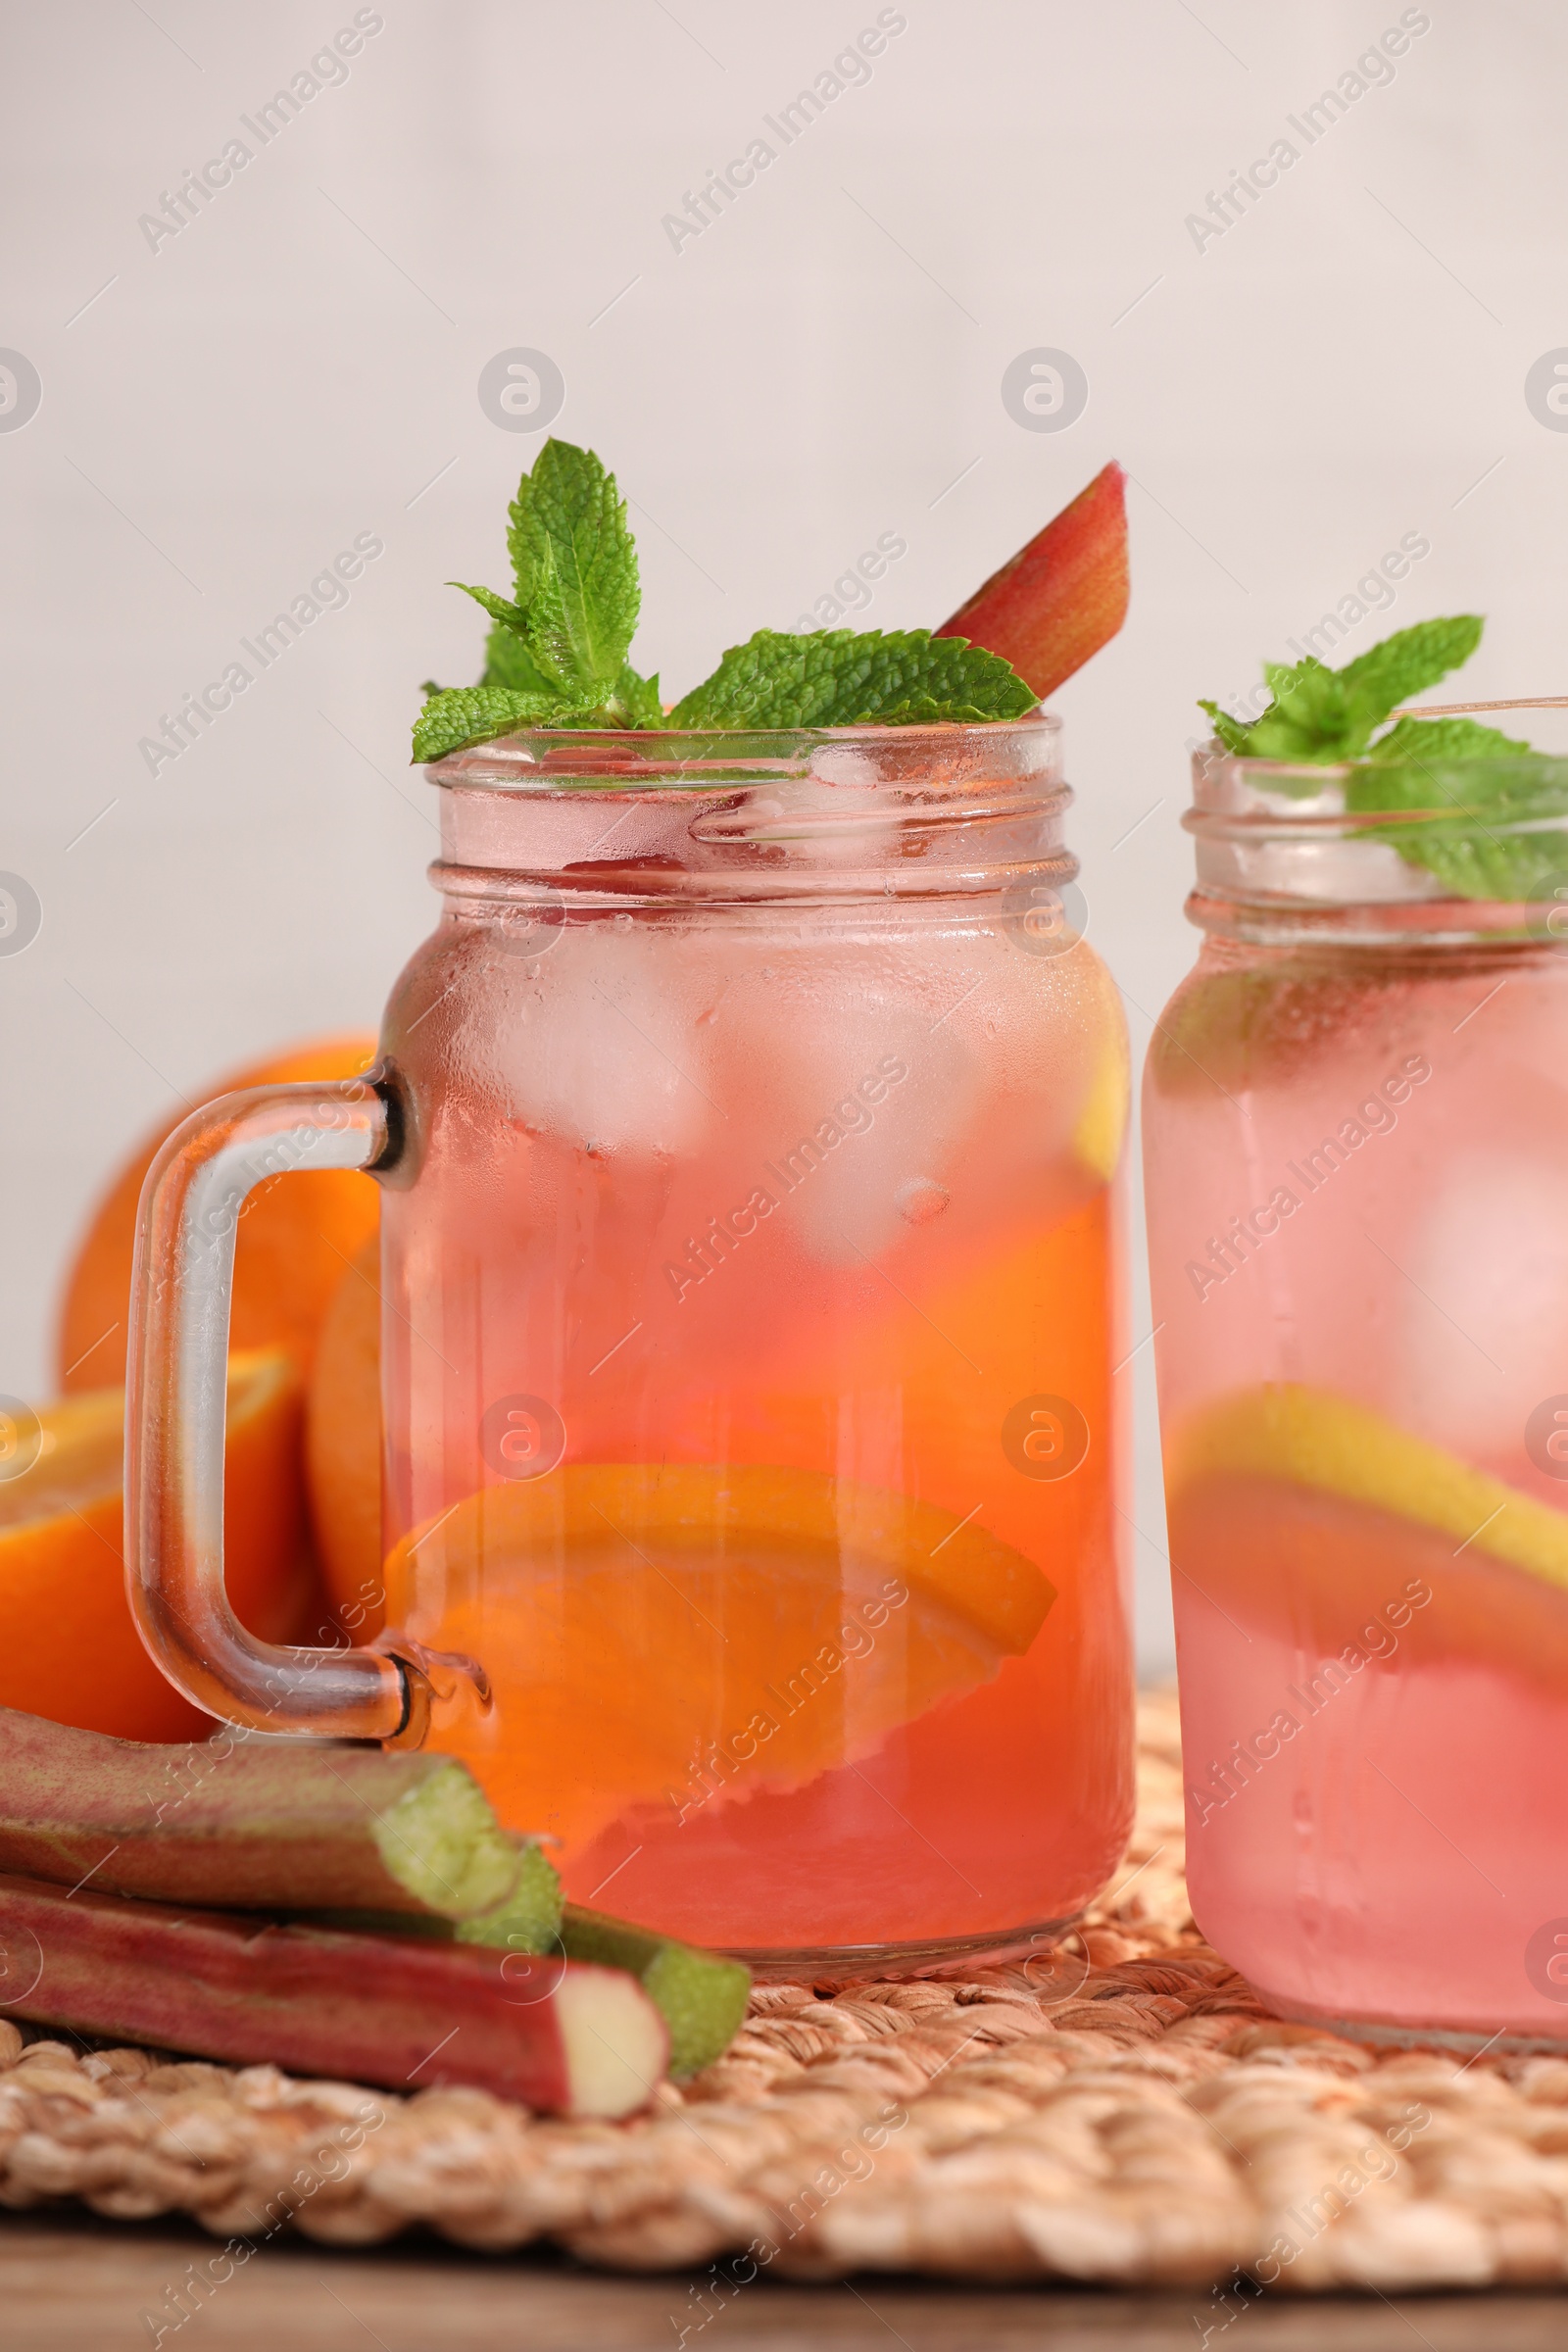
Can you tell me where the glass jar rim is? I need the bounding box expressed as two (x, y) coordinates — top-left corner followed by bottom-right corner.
(1193, 741), (1568, 819)
(1194, 748), (1568, 804)
(1186, 736), (1568, 946)
(1194, 692), (1568, 822)
(424, 713), (1060, 794)
(425, 713), (1073, 906)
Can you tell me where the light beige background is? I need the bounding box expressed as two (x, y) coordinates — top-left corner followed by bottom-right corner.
(4, 0), (1566, 1676)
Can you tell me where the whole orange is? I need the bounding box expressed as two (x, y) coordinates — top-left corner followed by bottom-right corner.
(57, 1033), (380, 1394)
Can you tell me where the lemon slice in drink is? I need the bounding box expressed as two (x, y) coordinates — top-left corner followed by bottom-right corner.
(1070, 961), (1130, 1182)
(1169, 1384), (1568, 1591)
(1071, 1033), (1130, 1181)
(1166, 1384), (1568, 1689)
(384, 1465), (1055, 1851)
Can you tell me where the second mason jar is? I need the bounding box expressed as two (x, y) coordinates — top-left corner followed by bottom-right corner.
(1145, 728), (1568, 2043)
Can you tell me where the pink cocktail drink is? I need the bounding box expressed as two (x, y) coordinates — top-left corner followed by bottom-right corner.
(373, 723), (1135, 1963)
(1146, 736), (1568, 2041)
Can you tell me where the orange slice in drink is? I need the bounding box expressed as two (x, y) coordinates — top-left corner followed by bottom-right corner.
(0, 1348), (317, 1740)
(1166, 1383), (1568, 1687)
(384, 1465), (1055, 1850)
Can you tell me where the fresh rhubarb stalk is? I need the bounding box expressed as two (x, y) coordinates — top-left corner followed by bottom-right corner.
(935, 460), (1129, 700)
(334, 1855), (749, 2078)
(0, 1706), (523, 1922)
(0, 1710), (745, 2080)
(558, 1904), (751, 2079)
(324, 1838), (565, 1953)
(452, 1840), (564, 1949)
(0, 1870), (665, 2117)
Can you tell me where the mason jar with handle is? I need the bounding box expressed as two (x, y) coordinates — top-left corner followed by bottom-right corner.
(1144, 716), (1568, 2045)
(127, 718), (1132, 1970)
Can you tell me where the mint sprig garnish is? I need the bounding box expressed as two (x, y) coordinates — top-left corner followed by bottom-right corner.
(415, 438), (1038, 758)
(434, 441), (654, 733)
(1201, 617), (1565, 904)
(1340, 619), (1485, 735)
(1348, 717), (1565, 902)
(669, 629), (1036, 728)
(501, 438), (639, 696)
(610, 662), (665, 727)
(1200, 615), (1483, 763)
(412, 684), (599, 764)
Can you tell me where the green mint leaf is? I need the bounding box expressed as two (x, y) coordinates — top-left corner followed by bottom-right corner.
(1346, 717), (1562, 901)
(1339, 614), (1483, 720)
(480, 619), (555, 695)
(1203, 615), (1487, 764)
(448, 583), (559, 697)
(1198, 700), (1251, 755)
(504, 439), (638, 695)
(605, 662), (665, 727)
(1361, 714), (1530, 767)
(520, 539), (594, 695)
(1243, 658), (1356, 762)
(412, 684), (593, 763)
(535, 663), (666, 732)
(450, 579), (528, 634)
(670, 629), (1037, 729)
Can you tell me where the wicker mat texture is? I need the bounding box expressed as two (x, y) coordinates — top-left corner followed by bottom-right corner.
(2, 1690), (1565, 2296)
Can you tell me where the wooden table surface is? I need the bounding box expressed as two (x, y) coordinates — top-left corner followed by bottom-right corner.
(2, 2214), (1563, 2350)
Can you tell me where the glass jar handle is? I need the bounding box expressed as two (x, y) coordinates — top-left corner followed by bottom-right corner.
(124, 1072), (466, 1747)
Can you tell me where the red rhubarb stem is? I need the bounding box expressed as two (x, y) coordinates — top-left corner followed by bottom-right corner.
(935, 461), (1129, 701)
(0, 1872), (665, 2118)
(0, 1706), (520, 1921)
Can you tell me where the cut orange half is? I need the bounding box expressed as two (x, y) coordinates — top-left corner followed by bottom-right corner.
(384, 1464), (1056, 1852)
(0, 1348), (318, 1740)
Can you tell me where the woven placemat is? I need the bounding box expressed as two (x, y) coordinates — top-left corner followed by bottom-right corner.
(3, 1690), (1565, 2298)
